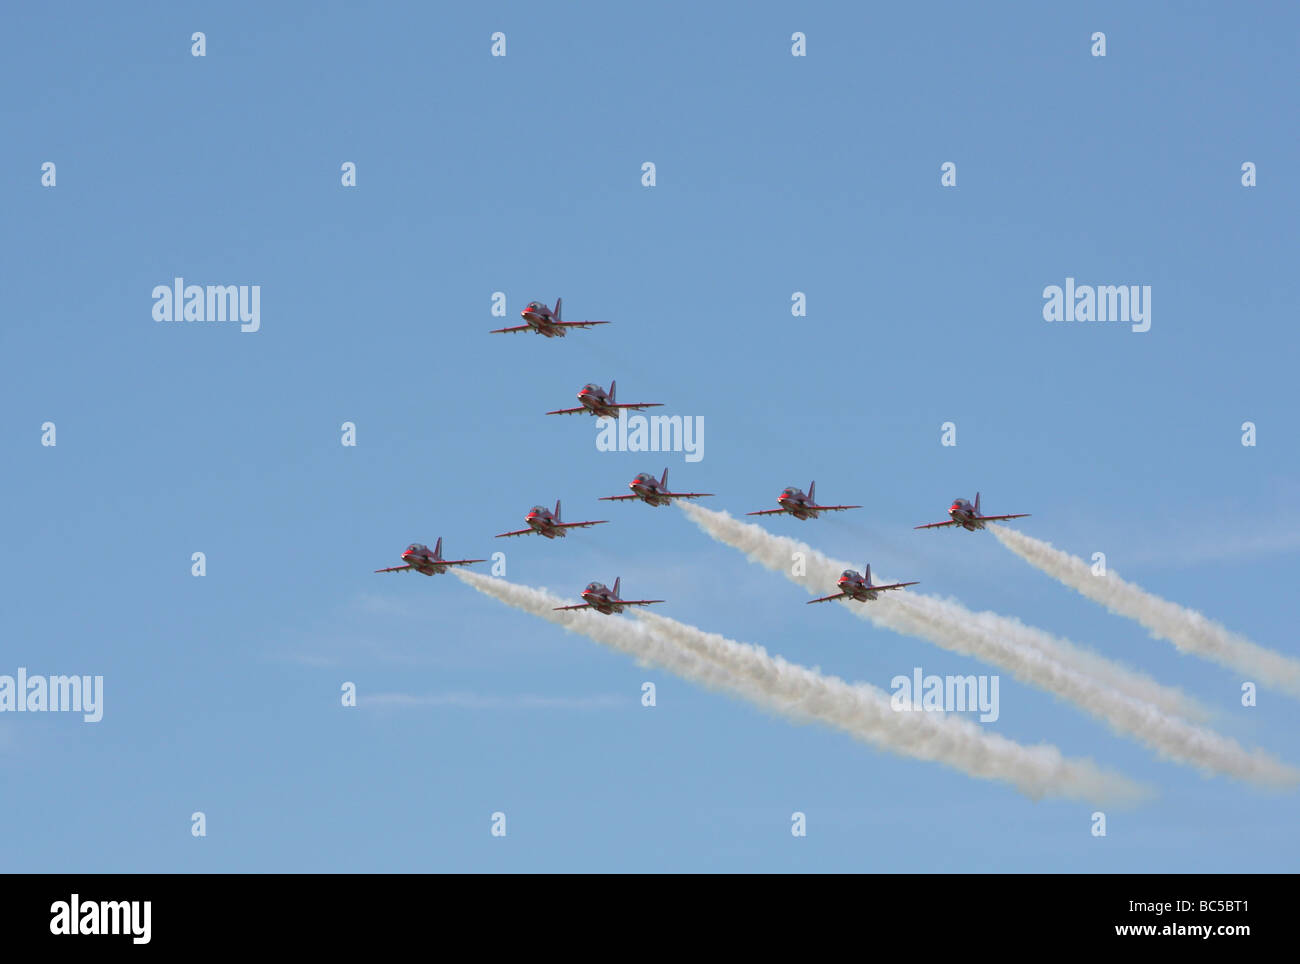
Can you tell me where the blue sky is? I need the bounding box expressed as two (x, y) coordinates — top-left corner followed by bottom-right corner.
(2, 1), (1297, 871)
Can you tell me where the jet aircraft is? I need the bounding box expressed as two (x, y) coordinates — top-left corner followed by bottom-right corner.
(495, 500), (609, 539)
(490, 298), (609, 337)
(374, 538), (486, 576)
(552, 577), (664, 615)
(806, 563), (919, 604)
(546, 380), (663, 418)
(914, 492), (1030, 531)
(746, 481), (861, 520)
(599, 468), (712, 507)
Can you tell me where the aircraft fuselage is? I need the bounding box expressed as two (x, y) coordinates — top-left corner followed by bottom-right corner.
(525, 511), (566, 538)
(630, 479), (670, 506)
(948, 500), (983, 531)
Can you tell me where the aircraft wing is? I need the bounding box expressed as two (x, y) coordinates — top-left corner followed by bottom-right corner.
(746, 509), (789, 516)
(609, 403), (664, 411)
(663, 491), (713, 500)
(978, 513), (1032, 522)
(598, 494), (640, 501)
(489, 324), (533, 334)
(545, 406), (590, 415)
(618, 599), (664, 607)
(495, 528), (538, 538)
(806, 592), (850, 604)
(552, 603), (593, 611)
(810, 504), (862, 512)
(555, 520), (609, 530)
(914, 520), (959, 529)
(872, 581), (920, 592)
(374, 565), (414, 574)
(556, 320), (610, 328)
(440, 558), (487, 567)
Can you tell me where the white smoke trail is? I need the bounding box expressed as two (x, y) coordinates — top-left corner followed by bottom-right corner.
(682, 503), (1203, 719)
(992, 525), (1300, 700)
(452, 569), (1147, 803)
(681, 504), (1299, 787)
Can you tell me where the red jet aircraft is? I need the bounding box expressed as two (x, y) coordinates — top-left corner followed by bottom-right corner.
(490, 298), (610, 338)
(747, 481), (861, 520)
(546, 380), (663, 418)
(914, 492), (1031, 531)
(374, 538), (486, 576)
(807, 563), (918, 604)
(495, 500), (609, 539)
(552, 577), (664, 615)
(599, 468), (712, 507)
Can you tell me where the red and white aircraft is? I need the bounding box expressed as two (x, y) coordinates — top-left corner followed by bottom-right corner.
(495, 500), (609, 540)
(747, 481), (861, 520)
(599, 468), (713, 507)
(546, 380), (663, 418)
(807, 564), (918, 604)
(490, 298), (610, 338)
(914, 492), (1030, 531)
(552, 577), (664, 615)
(374, 538), (486, 576)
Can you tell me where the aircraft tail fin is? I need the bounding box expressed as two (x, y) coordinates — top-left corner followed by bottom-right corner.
(974, 491), (981, 515)
(609, 379), (616, 404)
(660, 467), (669, 489)
(864, 563), (872, 586)
(555, 499), (562, 523)
(433, 537), (443, 561)
(808, 480), (816, 504)
(554, 297), (562, 321)
(612, 576), (621, 598)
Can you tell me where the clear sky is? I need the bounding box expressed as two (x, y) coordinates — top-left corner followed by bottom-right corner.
(2, 1), (1297, 872)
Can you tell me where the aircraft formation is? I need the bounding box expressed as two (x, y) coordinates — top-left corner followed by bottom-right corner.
(373, 297), (1033, 611)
